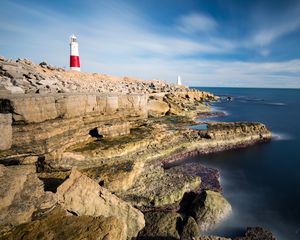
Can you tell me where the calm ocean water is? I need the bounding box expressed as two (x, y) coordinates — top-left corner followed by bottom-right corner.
(189, 87), (300, 240)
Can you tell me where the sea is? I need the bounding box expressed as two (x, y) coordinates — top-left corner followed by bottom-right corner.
(185, 87), (300, 240)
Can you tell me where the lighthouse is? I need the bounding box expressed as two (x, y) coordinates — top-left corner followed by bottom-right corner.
(177, 75), (182, 85)
(70, 35), (80, 71)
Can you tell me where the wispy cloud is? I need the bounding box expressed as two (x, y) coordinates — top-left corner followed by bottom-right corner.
(250, 2), (300, 48)
(252, 19), (300, 47)
(177, 13), (217, 33)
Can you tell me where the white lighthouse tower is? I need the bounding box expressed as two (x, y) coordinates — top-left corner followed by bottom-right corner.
(177, 75), (182, 85)
(70, 35), (80, 71)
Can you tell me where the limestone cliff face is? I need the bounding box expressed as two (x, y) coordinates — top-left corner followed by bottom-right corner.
(0, 93), (147, 156)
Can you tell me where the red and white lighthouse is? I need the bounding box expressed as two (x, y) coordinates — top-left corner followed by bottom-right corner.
(70, 34), (80, 71)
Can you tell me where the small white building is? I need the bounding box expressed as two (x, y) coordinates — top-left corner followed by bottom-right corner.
(177, 75), (182, 85)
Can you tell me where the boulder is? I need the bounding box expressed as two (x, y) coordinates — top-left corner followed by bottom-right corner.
(0, 114), (12, 150)
(1, 207), (126, 240)
(148, 99), (170, 117)
(56, 168), (145, 239)
(181, 216), (200, 239)
(138, 211), (181, 239)
(0, 165), (56, 229)
(191, 190), (232, 231)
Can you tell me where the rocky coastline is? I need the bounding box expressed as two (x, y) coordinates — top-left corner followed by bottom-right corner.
(0, 57), (276, 240)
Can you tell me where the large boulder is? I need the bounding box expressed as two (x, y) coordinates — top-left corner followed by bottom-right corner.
(0, 114), (12, 150)
(1, 207), (126, 240)
(0, 165), (56, 229)
(138, 211), (182, 239)
(147, 98), (170, 117)
(191, 190), (232, 231)
(56, 168), (145, 239)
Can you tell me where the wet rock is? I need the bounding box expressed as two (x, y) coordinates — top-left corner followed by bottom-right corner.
(1, 207), (126, 240)
(234, 227), (276, 240)
(0, 114), (12, 150)
(191, 190), (232, 231)
(0, 165), (56, 229)
(56, 168), (145, 239)
(138, 211), (182, 239)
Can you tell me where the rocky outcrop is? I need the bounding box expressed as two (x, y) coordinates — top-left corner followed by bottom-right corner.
(0, 165), (56, 229)
(56, 168), (145, 239)
(1, 207), (126, 240)
(191, 190), (232, 231)
(0, 114), (12, 150)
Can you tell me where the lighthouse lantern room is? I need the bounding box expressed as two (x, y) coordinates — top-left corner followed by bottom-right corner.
(70, 34), (80, 71)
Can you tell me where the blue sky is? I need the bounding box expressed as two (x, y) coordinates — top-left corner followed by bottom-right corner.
(1, 0), (300, 88)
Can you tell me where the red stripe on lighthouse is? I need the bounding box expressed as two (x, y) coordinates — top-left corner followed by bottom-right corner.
(70, 55), (80, 68)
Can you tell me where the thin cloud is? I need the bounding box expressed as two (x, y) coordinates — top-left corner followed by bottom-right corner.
(177, 13), (217, 33)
